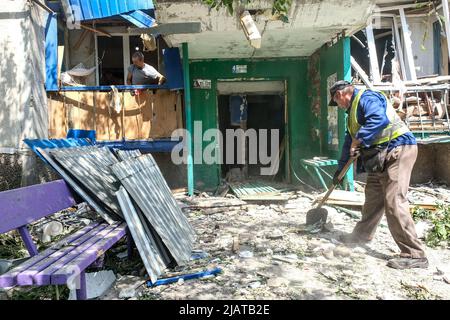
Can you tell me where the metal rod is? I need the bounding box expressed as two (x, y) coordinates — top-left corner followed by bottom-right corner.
(442, 0), (450, 64)
(430, 90), (436, 130)
(55, 286), (60, 300)
(415, 91), (425, 139)
(404, 93), (411, 127)
(399, 8), (417, 81)
(30, 0), (55, 14)
(445, 89), (450, 132)
(80, 24), (112, 38)
(182, 42), (194, 196)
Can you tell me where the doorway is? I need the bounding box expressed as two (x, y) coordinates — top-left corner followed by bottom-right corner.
(217, 81), (286, 181)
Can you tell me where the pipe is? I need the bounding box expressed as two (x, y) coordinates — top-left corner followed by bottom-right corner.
(30, 0), (55, 14)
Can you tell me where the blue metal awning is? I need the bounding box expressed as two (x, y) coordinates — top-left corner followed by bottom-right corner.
(121, 9), (156, 28)
(61, 0), (154, 21)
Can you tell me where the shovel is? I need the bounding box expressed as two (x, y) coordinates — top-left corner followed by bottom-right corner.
(305, 156), (358, 225)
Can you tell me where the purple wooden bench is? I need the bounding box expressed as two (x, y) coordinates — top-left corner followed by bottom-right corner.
(0, 180), (129, 300)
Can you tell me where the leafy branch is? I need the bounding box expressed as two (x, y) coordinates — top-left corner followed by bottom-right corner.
(412, 203), (450, 248)
(201, 0), (292, 22)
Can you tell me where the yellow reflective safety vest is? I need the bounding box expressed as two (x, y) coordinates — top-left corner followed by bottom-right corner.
(347, 89), (410, 146)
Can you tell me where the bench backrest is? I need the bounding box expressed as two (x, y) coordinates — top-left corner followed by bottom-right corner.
(0, 180), (78, 234)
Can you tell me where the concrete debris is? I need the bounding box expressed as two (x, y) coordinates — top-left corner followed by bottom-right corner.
(248, 281), (262, 289)
(232, 235), (240, 253)
(415, 221), (434, 239)
(333, 246), (352, 257)
(69, 270), (116, 300)
(116, 275), (145, 299)
(138, 182), (447, 300)
(238, 251), (254, 259)
(266, 277), (289, 288)
(0, 258), (28, 275)
(272, 254), (298, 264)
(38, 221), (64, 243)
(266, 229), (283, 240)
(116, 251), (128, 260)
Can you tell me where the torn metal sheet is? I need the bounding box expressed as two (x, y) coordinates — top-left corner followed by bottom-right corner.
(230, 182), (289, 201)
(115, 149), (142, 161)
(49, 146), (123, 218)
(35, 147), (117, 224)
(116, 187), (169, 283)
(112, 154), (195, 265)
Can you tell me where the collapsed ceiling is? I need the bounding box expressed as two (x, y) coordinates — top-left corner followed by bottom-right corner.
(155, 0), (377, 59)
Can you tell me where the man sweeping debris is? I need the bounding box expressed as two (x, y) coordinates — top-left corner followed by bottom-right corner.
(329, 80), (428, 270)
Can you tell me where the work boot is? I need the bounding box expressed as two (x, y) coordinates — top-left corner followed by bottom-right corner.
(386, 257), (429, 270)
(339, 233), (371, 245)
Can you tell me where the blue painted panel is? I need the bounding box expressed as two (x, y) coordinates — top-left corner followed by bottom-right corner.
(45, 13), (58, 91)
(147, 268), (222, 287)
(67, 129), (96, 143)
(24, 138), (94, 162)
(66, 0), (154, 21)
(97, 139), (181, 153)
(163, 48), (184, 90)
(51, 84), (168, 92)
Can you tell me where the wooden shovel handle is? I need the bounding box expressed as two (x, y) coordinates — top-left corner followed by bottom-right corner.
(316, 156), (358, 209)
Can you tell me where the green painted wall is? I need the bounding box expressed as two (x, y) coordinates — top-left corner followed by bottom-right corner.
(189, 58), (311, 190)
(306, 37), (353, 189)
(315, 38), (351, 159)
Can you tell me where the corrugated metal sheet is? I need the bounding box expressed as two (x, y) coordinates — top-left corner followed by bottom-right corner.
(112, 154), (195, 266)
(116, 187), (169, 283)
(121, 9), (156, 28)
(36, 147), (117, 225)
(50, 146), (123, 219)
(24, 138), (93, 162)
(62, 0), (154, 21)
(115, 149), (142, 161)
(230, 182), (289, 201)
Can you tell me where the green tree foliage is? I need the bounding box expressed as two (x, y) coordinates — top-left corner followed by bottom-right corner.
(201, 0), (292, 22)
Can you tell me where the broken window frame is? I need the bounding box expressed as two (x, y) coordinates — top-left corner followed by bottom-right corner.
(94, 32), (161, 87)
(349, 2), (450, 139)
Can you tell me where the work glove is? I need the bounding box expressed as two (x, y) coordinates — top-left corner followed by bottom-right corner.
(333, 170), (342, 185)
(350, 146), (361, 158)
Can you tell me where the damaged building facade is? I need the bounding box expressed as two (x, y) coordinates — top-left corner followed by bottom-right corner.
(350, 0), (450, 184)
(0, 0), (449, 193)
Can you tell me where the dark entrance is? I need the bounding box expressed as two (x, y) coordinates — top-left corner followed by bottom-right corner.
(218, 94), (285, 181)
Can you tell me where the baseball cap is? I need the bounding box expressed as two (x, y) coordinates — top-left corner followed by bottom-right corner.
(328, 80), (352, 106)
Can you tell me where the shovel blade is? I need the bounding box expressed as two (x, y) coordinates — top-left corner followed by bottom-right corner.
(306, 208), (328, 225)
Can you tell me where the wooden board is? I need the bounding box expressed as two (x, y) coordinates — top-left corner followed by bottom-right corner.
(240, 195), (289, 201)
(48, 92), (67, 138)
(94, 91), (122, 141)
(320, 190), (365, 206)
(320, 190), (440, 211)
(149, 90), (180, 138)
(47, 90), (182, 140)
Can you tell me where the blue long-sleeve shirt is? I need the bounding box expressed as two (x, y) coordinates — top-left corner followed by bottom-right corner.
(337, 88), (416, 172)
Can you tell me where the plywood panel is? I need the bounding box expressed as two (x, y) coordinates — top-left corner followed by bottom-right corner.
(123, 91), (147, 140)
(95, 92), (122, 141)
(150, 90), (180, 138)
(48, 89), (182, 141)
(63, 91), (96, 131)
(123, 90), (181, 140)
(48, 92), (67, 138)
